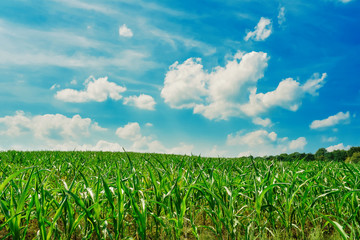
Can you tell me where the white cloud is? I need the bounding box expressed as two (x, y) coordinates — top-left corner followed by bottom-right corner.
(119, 24), (133, 38)
(115, 122), (193, 154)
(123, 94), (156, 110)
(0, 111), (104, 140)
(241, 73), (327, 116)
(206, 145), (228, 157)
(310, 111), (350, 129)
(326, 143), (351, 152)
(161, 51), (326, 120)
(302, 72), (327, 96)
(226, 129), (307, 156)
(244, 17), (272, 41)
(161, 57), (209, 109)
(289, 137), (307, 150)
(55, 76), (126, 103)
(252, 117), (272, 127)
(227, 130), (277, 147)
(161, 51), (269, 120)
(52, 140), (123, 152)
(80, 140), (123, 151)
(0, 49), (156, 70)
(278, 7), (286, 25)
(116, 122), (142, 141)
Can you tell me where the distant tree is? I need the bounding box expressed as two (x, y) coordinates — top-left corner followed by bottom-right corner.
(332, 150), (347, 162)
(304, 153), (315, 161)
(348, 147), (360, 157)
(315, 148), (327, 161)
(345, 152), (360, 164)
(277, 153), (289, 161)
(325, 151), (334, 161)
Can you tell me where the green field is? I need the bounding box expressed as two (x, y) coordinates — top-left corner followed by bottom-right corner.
(1, 150), (360, 239)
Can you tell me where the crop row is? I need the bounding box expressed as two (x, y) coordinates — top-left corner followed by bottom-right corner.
(0, 151), (360, 239)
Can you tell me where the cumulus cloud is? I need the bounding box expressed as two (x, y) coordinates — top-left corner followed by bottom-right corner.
(289, 137), (307, 150)
(278, 7), (286, 25)
(226, 129), (307, 156)
(55, 76), (126, 103)
(116, 122), (193, 154)
(119, 24), (133, 38)
(161, 57), (209, 109)
(244, 17), (272, 41)
(241, 73), (327, 116)
(0, 111), (105, 139)
(310, 111), (350, 129)
(116, 122), (142, 141)
(326, 143), (351, 152)
(161, 51), (326, 120)
(123, 94), (156, 110)
(161, 51), (269, 120)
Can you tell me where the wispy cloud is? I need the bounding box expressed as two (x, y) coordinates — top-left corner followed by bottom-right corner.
(115, 0), (189, 17)
(244, 17), (272, 41)
(148, 26), (216, 55)
(310, 111), (350, 129)
(0, 20), (157, 71)
(52, 0), (116, 14)
(278, 7), (286, 25)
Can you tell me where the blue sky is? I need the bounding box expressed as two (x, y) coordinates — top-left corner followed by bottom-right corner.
(0, 0), (359, 156)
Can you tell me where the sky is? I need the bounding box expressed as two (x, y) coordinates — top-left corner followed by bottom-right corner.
(0, 0), (359, 157)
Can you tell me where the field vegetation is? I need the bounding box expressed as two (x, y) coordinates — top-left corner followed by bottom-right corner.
(1, 148), (360, 239)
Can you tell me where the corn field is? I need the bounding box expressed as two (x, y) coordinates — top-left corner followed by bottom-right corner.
(0, 151), (360, 239)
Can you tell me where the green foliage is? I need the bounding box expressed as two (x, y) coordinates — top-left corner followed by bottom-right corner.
(346, 152), (360, 164)
(0, 150), (360, 239)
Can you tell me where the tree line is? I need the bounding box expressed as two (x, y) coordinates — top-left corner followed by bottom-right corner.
(251, 146), (360, 163)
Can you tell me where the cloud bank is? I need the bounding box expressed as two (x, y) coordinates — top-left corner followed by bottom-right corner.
(226, 129), (307, 156)
(116, 122), (193, 154)
(0, 111), (105, 139)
